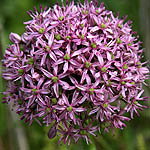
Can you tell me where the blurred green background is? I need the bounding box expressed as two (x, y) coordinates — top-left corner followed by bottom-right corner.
(0, 0), (150, 150)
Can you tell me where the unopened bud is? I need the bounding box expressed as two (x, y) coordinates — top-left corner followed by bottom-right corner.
(48, 126), (57, 139)
(9, 32), (21, 43)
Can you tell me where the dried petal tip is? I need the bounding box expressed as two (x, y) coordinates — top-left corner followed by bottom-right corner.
(9, 32), (21, 43)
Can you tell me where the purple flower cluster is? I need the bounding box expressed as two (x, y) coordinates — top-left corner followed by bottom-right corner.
(2, 0), (149, 145)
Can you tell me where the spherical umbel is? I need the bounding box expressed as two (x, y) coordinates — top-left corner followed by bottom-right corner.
(2, 0), (149, 145)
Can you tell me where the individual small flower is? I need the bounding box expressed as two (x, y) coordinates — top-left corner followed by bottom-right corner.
(37, 96), (58, 126)
(77, 52), (99, 84)
(54, 92), (86, 124)
(57, 121), (79, 145)
(54, 43), (82, 73)
(2, 44), (24, 68)
(124, 90), (148, 118)
(75, 118), (99, 144)
(111, 114), (130, 129)
(20, 75), (50, 108)
(41, 67), (71, 98)
(34, 33), (61, 66)
(89, 92), (119, 121)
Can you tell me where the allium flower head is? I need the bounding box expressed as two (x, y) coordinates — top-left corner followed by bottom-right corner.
(2, 0), (150, 145)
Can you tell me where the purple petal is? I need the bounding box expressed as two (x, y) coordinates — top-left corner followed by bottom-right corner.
(41, 68), (53, 78)
(37, 94), (46, 105)
(71, 50), (82, 57)
(27, 97), (35, 108)
(90, 26), (100, 32)
(89, 107), (99, 115)
(41, 53), (47, 66)
(55, 58), (64, 65)
(37, 77), (44, 89)
(85, 74), (91, 85)
(137, 90), (144, 99)
(97, 54), (104, 66)
(43, 80), (52, 88)
(80, 69), (87, 84)
(106, 52), (112, 61)
(49, 51), (57, 62)
(54, 105), (66, 111)
(70, 59), (81, 66)
(62, 93), (69, 105)
(20, 87), (32, 93)
(25, 74), (33, 86)
(59, 80), (70, 89)
(40, 89), (50, 94)
(78, 95), (87, 104)
(53, 83), (59, 98)
(74, 107), (86, 112)
(54, 50), (64, 57)
(63, 62), (69, 73)
(48, 32), (54, 47)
